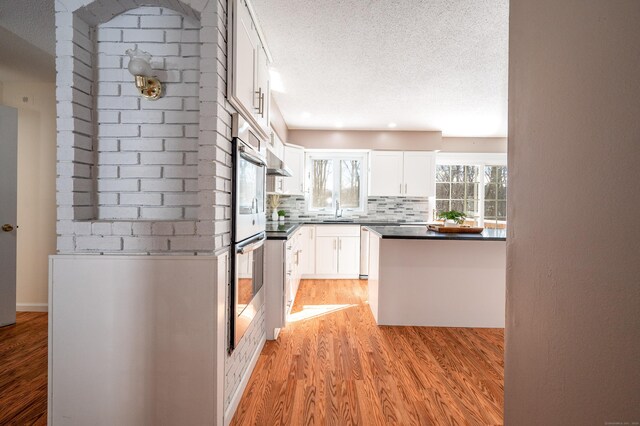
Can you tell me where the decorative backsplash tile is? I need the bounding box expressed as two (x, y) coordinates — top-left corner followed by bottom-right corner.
(269, 195), (431, 222)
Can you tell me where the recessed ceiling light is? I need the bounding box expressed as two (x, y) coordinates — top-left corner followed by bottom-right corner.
(388, 122), (397, 128)
(301, 111), (312, 119)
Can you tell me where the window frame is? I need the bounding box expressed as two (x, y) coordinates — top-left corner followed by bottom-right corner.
(436, 153), (507, 227)
(305, 151), (369, 214)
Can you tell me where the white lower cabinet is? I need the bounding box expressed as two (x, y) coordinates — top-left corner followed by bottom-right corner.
(315, 236), (338, 275)
(306, 225), (361, 278)
(337, 236), (360, 275)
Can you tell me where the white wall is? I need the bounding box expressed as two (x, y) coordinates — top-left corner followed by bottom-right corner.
(507, 0), (640, 424)
(1, 82), (57, 311)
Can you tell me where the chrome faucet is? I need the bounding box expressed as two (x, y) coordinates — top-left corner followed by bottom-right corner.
(335, 200), (343, 219)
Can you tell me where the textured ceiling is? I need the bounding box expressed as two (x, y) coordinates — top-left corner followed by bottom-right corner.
(0, 0), (55, 55)
(0, 0), (55, 82)
(252, 0), (509, 136)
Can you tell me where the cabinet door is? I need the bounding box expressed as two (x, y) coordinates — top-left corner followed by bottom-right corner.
(283, 145), (305, 195)
(369, 151), (403, 196)
(304, 226), (315, 275)
(255, 43), (270, 130)
(337, 236), (360, 275)
(233, 3), (256, 118)
(315, 236), (338, 275)
(402, 152), (436, 197)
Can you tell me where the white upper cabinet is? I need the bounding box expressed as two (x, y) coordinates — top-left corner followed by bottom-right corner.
(403, 152), (435, 197)
(283, 145), (305, 195)
(229, 0), (270, 138)
(369, 151), (404, 196)
(369, 151), (435, 197)
(254, 42), (270, 130)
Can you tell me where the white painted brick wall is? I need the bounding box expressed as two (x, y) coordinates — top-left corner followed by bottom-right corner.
(95, 6), (200, 221)
(55, 1), (262, 417)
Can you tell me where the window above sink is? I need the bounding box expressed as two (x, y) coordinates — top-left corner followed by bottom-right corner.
(306, 152), (368, 214)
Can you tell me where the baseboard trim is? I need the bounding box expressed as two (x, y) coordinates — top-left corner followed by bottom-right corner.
(16, 303), (48, 312)
(224, 332), (266, 426)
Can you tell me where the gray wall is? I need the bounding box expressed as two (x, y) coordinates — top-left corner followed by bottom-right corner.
(506, 0), (640, 424)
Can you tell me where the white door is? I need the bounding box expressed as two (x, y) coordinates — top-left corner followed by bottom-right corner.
(337, 236), (361, 275)
(314, 236), (338, 275)
(369, 151), (403, 196)
(0, 105), (18, 327)
(403, 152), (436, 197)
(283, 145), (305, 195)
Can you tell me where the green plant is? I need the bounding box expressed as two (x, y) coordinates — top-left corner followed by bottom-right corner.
(277, 209), (286, 217)
(437, 210), (467, 224)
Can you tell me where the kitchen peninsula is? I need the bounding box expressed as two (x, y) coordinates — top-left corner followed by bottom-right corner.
(366, 226), (507, 328)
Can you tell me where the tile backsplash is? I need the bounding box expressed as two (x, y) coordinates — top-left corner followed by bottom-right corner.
(269, 195), (431, 222)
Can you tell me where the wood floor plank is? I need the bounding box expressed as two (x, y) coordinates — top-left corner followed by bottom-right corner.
(0, 312), (48, 426)
(230, 279), (505, 425)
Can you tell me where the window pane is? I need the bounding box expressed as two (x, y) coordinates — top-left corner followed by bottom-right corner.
(340, 159), (361, 208)
(497, 201), (507, 218)
(451, 183), (465, 199)
(465, 166), (479, 182)
(436, 183), (450, 199)
(465, 183), (478, 199)
(436, 165), (450, 182)
(485, 166), (497, 183)
(485, 200), (496, 217)
(311, 159), (333, 209)
(497, 183), (507, 200)
(436, 200), (449, 212)
(451, 200), (465, 212)
(496, 166), (508, 184)
(466, 200), (478, 214)
(485, 183), (497, 199)
(451, 165), (465, 182)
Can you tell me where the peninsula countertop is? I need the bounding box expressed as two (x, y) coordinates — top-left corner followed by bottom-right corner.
(365, 225), (507, 241)
(265, 220), (429, 240)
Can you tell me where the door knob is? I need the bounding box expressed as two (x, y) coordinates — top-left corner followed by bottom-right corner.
(2, 224), (14, 232)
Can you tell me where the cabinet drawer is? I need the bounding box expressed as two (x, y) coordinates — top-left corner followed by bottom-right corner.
(315, 225), (360, 237)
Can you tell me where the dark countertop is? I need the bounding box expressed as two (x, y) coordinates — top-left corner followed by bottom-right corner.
(265, 220), (429, 240)
(365, 226), (507, 241)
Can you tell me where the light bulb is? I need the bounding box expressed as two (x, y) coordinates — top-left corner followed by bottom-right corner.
(125, 48), (153, 76)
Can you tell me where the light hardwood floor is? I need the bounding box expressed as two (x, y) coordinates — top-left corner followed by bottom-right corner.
(0, 312), (48, 426)
(231, 279), (504, 425)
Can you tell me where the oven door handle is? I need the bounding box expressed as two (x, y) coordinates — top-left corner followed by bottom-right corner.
(239, 145), (267, 167)
(237, 234), (267, 254)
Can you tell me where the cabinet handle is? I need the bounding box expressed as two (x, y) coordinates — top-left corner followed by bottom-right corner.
(333, 239), (336, 250)
(255, 88), (265, 117)
(399, 183), (402, 194)
(405, 183), (408, 193)
(339, 239), (342, 250)
(300, 183), (303, 192)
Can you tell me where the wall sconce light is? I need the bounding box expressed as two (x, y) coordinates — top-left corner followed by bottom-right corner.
(125, 48), (162, 100)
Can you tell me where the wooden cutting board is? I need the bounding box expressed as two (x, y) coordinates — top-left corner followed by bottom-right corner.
(427, 224), (484, 234)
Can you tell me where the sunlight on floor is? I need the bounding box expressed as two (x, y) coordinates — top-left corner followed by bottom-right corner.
(287, 304), (357, 322)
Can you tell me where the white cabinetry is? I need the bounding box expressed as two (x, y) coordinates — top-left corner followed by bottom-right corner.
(266, 226), (313, 339)
(301, 225), (315, 275)
(369, 151), (435, 197)
(283, 145), (305, 195)
(369, 151), (404, 196)
(229, 0), (270, 138)
(310, 225), (361, 278)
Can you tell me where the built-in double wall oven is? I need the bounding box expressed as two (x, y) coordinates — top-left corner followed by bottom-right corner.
(231, 114), (267, 351)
